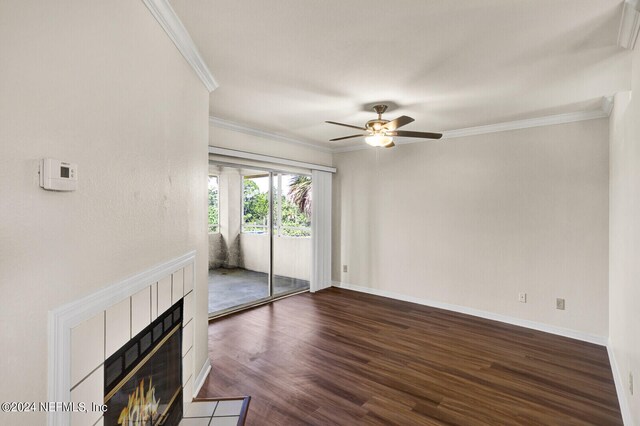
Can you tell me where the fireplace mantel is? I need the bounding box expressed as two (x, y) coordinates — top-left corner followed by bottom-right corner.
(47, 251), (207, 426)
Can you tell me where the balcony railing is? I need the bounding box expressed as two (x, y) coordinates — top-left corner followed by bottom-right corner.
(242, 224), (310, 237)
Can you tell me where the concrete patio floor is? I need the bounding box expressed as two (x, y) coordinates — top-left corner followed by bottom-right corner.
(208, 268), (309, 314)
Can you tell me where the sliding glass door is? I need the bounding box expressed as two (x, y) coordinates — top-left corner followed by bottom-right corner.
(208, 167), (271, 314)
(208, 164), (311, 317)
(272, 173), (311, 296)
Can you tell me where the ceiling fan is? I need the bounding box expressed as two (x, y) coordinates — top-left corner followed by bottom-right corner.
(326, 104), (442, 148)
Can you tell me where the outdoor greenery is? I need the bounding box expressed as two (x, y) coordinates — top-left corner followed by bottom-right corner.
(242, 179), (269, 228)
(288, 175), (311, 216)
(208, 176), (219, 233)
(208, 174), (311, 237)
(243, 175), (311, 237)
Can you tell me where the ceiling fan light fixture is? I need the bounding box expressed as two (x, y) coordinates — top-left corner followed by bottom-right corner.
(365, 134), (393, 147)
(326, 104), (442, 147)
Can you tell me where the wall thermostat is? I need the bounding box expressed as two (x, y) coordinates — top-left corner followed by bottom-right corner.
(39, 158), (78, 191)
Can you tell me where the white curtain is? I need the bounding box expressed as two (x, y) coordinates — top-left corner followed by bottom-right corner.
(311, 170), (332, 292)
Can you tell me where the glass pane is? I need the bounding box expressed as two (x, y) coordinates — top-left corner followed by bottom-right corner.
(208, 176), (219, 233)
(273, 173), (311, 296)
(208, 167), (271, 315)
(242, 173), (270, 234)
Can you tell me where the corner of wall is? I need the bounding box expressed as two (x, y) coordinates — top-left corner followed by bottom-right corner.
(607, 41), (640, 426)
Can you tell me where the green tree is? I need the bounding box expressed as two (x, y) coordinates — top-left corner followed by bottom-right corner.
(280, 195), (311, 236)
(208, 176), (219, 232)
(242, 175), (311, 236)
(243, 179), (269, 231)
(280, 175), (311, 236)
(288, 175), (311, 217)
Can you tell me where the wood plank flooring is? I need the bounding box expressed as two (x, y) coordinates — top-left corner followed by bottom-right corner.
(199, 288), (622, 425)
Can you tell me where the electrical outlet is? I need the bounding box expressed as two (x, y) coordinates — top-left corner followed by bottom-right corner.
(556, 298), (565, 310)
(342, 265), (348, 273)
(630, 372), (634, 395)
(518, 293), (527, 303)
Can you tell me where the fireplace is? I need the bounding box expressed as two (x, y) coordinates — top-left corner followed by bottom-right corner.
(104, 300), (184, 425)
(47, 255), (204, 426)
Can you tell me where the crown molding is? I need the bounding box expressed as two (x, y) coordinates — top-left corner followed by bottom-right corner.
(212, 97), (614, 155)
(601, 95), (614, 116)
(440, 102), (611, 141)
(142, 0), (218, 92)
(618, 0), (640, 50)
(209, 116), (333, 153)
(333, 97), (614, 153)
(331, 144), (377, 154)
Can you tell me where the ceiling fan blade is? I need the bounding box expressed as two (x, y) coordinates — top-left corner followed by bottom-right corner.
(387, 130), (443, 139)
(329, 134), (366, 141)
(325, 121), (366, 131)
(384, 141), (395, 148)
(384, 115), (414, 131)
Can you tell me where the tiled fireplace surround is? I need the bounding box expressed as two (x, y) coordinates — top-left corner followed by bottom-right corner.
(48, 252), (208, 426)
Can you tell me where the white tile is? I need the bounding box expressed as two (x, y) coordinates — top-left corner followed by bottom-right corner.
(183, 400), (217, 418)
(105, 298), (131, 358)
(213, 400), (244, 417)
(70, 366), (103, 426)
(179, 418), (211, 426)
(210, 416), (240, 426)
(131, 286), (151, 337)
(183, 291), (194, 325)
(182, 320), (193, 357)
(158, 275), (172, 315)
(70, 312), (104, 388)
(184, 263), (194, 294)
(172, 268), (184, 304)
(183, 377), (193, 406)
(183, 348), (193, 386)
(151, 282), (158, 320)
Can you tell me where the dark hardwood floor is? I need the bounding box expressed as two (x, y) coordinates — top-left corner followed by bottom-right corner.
(199, 287), (622, 425)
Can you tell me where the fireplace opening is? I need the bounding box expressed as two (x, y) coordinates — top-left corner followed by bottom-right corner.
(104, 300), (183, 425)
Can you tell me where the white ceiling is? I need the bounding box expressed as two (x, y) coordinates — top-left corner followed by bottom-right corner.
(171, 0), (631, 149)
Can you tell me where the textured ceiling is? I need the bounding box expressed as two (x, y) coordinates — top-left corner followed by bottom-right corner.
(171, 0), (631, 149)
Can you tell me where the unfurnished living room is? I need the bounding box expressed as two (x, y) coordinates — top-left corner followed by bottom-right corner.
(1, 0), (639, 425)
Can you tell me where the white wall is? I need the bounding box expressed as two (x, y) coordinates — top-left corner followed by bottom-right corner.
(239, 233), (270, 274)
(333, 119), (610, 338)
(210, 125), (333, 166)
(273, 236), (311, 281)
(609, 42), (640, 424)
(240, 234), (311, 280)
(0, 1), (209, 424)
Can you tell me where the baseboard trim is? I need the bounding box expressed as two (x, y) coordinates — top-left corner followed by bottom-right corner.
(331, 281), (607, 346)
(607, 342), (632, 425)
(193, 357), (212, 398)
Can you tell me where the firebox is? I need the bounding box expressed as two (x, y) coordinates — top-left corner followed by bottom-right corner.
(103, 300), (183, 425)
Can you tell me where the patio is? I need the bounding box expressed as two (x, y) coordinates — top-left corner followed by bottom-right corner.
(208, 268), (309, 314)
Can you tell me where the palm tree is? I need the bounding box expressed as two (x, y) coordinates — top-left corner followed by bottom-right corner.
(288, 175), (311, 217)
